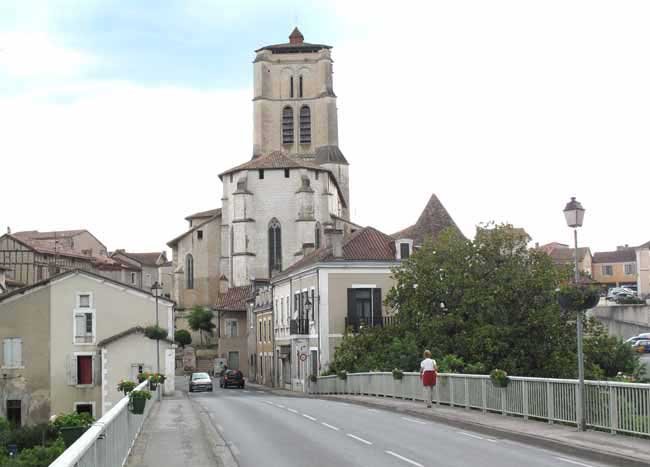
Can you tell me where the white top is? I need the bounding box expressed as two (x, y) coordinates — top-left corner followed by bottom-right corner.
(420, 358), (437, 372)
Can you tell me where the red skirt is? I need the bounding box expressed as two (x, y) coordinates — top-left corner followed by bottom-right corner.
(422, 370), (436, 387)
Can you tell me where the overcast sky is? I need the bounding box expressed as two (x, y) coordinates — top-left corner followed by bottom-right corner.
(1, 0), (649, 254)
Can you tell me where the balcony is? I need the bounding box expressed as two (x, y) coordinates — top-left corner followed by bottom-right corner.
(290, 318), (309, 335)
(344, 315), (396, 333)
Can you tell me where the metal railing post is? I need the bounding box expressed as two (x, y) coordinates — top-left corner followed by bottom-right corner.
(522, 380), (529, 420)
(547, 381), (554, 424)
(609, 385), (618, 434)
(450, 377), (454, 407)
(464, 377), (470, 410)
(481, 378), (487, 413)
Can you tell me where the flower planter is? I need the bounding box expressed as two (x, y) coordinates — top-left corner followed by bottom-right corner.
(60, 426), (86, 447)
(149, 381), (158, 391)
(129, 398), (147, 414)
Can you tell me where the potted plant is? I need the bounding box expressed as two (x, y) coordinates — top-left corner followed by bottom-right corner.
(490, 369), (509, 388)
(52, 412), (94, 447)
(129, 389), (152, 414)
(144, 325), (168, 340)
(149, 373), (166, 390)
(337, 370), (347, 380)
(117, 379), (137, 395)
(557, 285), (600, 311)
(392, 368), (404, 380)
(309, 374), (318, 383)
(137, 372), (151, 383)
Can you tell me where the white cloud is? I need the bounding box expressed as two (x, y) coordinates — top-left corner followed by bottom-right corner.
(0, 31), (93, 77)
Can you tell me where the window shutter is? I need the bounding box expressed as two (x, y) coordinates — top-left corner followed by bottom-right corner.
(372, 288), (382, 323)
(347, 289), (355, 320)
(3, 339), (12, 367)
(13, 338), (22, 367)
(92, 353), (100, 386)
(66, 354), (77, 386)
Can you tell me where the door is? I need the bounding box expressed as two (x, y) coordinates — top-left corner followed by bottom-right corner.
(228, 351), (240, 370)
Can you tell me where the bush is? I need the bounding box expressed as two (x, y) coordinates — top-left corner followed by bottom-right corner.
(438, 354), (465, 373)
(144, 325), (168, 340)
(0, 422), (59, 452)
(465, 362), (487, 374)
(337, 370), (347, 380)
(557, 285), (600, 311)
(392, 368), (404, 380)
(174, 329), (192, 348)
(615, 296), (645, 305)
(1, 438), (65, 467)
(490, 369), (509, 388)
(129, 390), (152, 401)
(117, 380), (136, 394)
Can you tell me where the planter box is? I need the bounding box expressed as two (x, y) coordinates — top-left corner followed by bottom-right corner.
(130, 398), (147, 414)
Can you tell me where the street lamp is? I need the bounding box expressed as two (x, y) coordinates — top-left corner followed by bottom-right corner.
(563, 196), (586, 432)
(151, 281), (162, 375)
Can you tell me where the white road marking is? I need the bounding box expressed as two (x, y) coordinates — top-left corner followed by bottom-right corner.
(367, 408), (379, 412)
(302, 414), (317, 421)
(385, 450), (424, 467)
(346, 434), (373, 445)
(457, 431), (484, 440)
(401, 417), (427, 425)
(321, 422), (340, 431)
(275, 404), (286, 409)
(242, 390), (250, 393)
(288, 408), (299, 414)
(556, 458), (595, 467)
(264, 400), (274, 405)
(256, 390), (264, 393)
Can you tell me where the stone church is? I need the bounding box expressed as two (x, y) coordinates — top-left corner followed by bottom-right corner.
(167, 28), (460, 375)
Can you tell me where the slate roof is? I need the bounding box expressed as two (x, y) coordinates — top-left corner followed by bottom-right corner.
(2, 234), (96, 261)
(638, 240), (650, 249)
(391, 194), (462, 245)
(314, 146), (349, 165)
(592, 249), (637, 264)
(13, 229), (107, 250)
(185, 208), (222, 221)
(274, 227), (397, 280)
(216, 285), (253, 312)
(219, 151), (321, 177)
(255, 27), (331, 54)
(113, 251), (165, 267)
(167, 214), (220, 247)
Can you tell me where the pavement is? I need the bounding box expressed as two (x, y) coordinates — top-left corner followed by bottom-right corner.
(126, 376), (650, 467)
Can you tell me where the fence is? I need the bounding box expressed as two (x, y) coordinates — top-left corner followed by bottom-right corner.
(310, 372), (650, 437)
(50, 380), (158, 467)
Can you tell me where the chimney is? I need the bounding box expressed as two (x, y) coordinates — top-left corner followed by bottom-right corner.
(325, 227), (343, 258)
(302, 242), (315, 257)
(617, 244), (630, 251)
(219, 274), (229, 294)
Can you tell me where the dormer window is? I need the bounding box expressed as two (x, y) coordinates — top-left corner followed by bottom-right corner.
(400, 243), (410, 259)
(395, 239), (413, 260)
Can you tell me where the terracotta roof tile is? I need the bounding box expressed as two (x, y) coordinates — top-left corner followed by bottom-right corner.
(185, 208), (222, 221)
(392, 194), (462, 245)
(219, 151), (321, 178)
(216, 285), (253, 312)
(547, 247), (590, 265)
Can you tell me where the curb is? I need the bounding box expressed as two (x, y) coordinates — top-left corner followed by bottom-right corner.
(316, 396), (649, 467)
(188, 396), (239, 467)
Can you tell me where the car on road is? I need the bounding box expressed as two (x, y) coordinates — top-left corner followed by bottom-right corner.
(607, 287), (636, 301)
(189, 372), (213, 392)
(632, 339), (650, 353)
(220, 369), (245, 389)
(625, 333), (650, 344)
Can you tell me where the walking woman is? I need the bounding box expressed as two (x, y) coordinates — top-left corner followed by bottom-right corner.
(420, 350), (437, 408)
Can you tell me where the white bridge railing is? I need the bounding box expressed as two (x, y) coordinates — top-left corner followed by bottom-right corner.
(50, 380), (158, 467)
(310, 372), (650, 437)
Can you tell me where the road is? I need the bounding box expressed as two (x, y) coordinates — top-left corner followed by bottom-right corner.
(183, 377), (618, 467)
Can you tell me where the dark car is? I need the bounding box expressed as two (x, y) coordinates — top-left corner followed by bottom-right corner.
(632, 339), (650, 353)
(189, 372), (213, 392)
(220, 369), (245, 389)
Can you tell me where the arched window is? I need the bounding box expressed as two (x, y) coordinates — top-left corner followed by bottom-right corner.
(315, 222), (321, 249)
(299, 106), (311, 144)
(268, 218), (282, 274)
(290, 76), (294, 98)
(185, 254), (194, 289)
(282, 107), (294, 144)
(299, 75), (303, 97)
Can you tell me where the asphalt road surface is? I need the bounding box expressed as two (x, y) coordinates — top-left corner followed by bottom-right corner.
(184, 378), (619, 467)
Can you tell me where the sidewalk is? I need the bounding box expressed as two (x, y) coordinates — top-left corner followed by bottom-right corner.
(315, 393), (650, 467)
(126, 390), (233, 467)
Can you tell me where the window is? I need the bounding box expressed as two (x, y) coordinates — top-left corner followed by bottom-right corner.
(268, 218), (282, 274)
(259, 169), (265, 179)
(299, 75), (303, 97)
(3, 338), (22, 368)
(130, 272), (136, 284)
(310, 289), (315, 321)
(230, 173), (233, 183)
(74, 294), (95, 344)
(625, 263), (635, 275)
(400, 243), (411, 259)
(290, 76), (294, 98)
(78, 294), (91, 308)
(282, 106), (294, 144)
(602, 265), (613, 276)
(315, 222), (321, 249)
(197, 230), (203, 240)
(347, 288), (382, 327)
(36, 265), (43, 281)
(6, 400), (21, 426)
(259, 321), (262, 342)
(225, 319), (238, 337)
(144, 273), (152, 288)
(284, 168), (290, 178)
(186, 254), (194, 289)
(75, 403), (93, 416)
(77, 355), (93, 385)
(299, 106), (311, 144)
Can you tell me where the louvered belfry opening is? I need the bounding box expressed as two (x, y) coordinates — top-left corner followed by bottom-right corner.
(282, 106), (294, 144)
(299, 105), (311, 144)
(268, 218), (282, 275)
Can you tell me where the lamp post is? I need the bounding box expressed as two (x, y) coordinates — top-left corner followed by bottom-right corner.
(563, 196), (586, 432)
(151, 281), (162, 375)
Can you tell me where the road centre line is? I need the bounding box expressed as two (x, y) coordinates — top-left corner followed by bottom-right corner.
(457, 431), (485, 441)
(385, 450), (424, 467)
(321, 422), (340, 431)
(302, 414), (317, 421)
(346, 434), (373, 445)
(242, 390), (250, 393)
(401, 417), (427, 425)
(556, 458), (594, 467)
(275, 403), (285, 409)
(264, 400), (274, 405)
(256, 390), (264, 393)
(288, 408), (299, 414)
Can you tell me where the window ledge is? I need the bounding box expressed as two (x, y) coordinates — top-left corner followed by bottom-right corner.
(1, 366), (24, 370)
(74, 342), (97, 346)
(75, 384), (95, 388)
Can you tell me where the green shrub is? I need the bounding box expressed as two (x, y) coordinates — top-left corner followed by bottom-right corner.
(144, 325), (168, 340)
(438, 354), (465, 373)
(129, 390), (152, 401)
(117, 380), (137, 393)
(465, 362), (487, 374)
(174, 329), (192, 347)
(52, 412), (93, 429)
(12, 437), (65, 467)
(337, 370), (347, 380)
(392, 368), (404, 380)
(557, 285), (600, 311)
(615, 296), (645, 305)
(490, 369), (509, 387)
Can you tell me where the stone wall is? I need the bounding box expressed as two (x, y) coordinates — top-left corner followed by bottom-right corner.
(590, 304), (650, 339)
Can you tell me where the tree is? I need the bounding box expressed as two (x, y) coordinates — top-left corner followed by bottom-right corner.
(174, 329), (192, 348)
(331, 224), (640, 379)
(187, 306), (215, 345)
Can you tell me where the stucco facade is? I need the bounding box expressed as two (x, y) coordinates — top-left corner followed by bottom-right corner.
(637, 244), (650, 297)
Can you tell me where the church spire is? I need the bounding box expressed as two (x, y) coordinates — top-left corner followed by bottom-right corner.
(289, 27), (304, 44)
